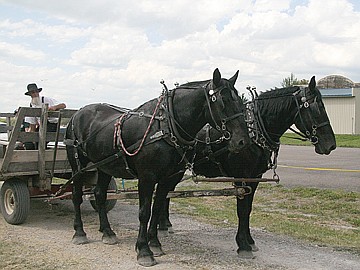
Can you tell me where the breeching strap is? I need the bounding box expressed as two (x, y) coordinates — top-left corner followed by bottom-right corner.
(115, 95), (164, 156)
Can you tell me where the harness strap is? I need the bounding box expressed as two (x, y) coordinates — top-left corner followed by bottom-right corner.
(115, 95), (164, 156)
(53, 152), (121, 197)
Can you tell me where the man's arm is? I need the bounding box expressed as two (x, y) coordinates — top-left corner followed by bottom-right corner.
(48, 103), (66, 111)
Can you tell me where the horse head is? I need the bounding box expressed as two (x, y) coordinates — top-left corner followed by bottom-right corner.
(294, 76), (336, 155)
(205, 68), (251, 153)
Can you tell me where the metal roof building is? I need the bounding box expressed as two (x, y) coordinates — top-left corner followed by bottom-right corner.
(318, 75), (360, 134)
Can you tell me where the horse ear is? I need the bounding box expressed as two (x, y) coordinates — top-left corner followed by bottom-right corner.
(309, 76), (316, 91)
(229, 70), (239, 86)
(213, 68), (221, 87)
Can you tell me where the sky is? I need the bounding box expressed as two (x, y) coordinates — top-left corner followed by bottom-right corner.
(0, 0), (360, 112)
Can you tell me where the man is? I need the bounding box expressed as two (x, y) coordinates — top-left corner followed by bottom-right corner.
(24, 83), (66, 132)
(24, 83), (66, 149)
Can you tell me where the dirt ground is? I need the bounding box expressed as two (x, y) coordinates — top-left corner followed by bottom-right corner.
(0, 199), (359, 270)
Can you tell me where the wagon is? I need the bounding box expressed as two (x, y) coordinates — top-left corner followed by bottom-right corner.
(0, 106), (118, 225)
(0, 106), (277, 225)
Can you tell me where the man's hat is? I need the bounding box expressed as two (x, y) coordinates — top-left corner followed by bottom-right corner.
(25, 83), (42, 96)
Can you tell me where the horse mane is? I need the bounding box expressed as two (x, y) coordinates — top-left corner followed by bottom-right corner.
(178, 80), (210, 89)
(257, 86), (300, 100)
(256, 86), (301, 117)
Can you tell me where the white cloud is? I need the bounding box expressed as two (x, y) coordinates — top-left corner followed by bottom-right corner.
(69, 25), (150, 67)
(0, 41), (45, 61)
(0, 18), (90, 43)
(0, 0), (360, 113)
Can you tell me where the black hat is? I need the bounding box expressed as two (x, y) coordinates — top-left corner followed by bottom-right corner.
(25, 83), (42, 96)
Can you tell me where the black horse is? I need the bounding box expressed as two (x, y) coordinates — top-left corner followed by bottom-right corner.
(65, 68), (251, 266)
(158, 76), (336, 258)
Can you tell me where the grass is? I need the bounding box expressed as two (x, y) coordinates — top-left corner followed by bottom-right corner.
(170, 181), (360, 254)
(281, 133), (360, 148)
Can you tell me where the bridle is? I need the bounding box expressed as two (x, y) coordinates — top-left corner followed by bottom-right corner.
(163, 80), (245, 147)
(290, 88), (330, 145)
(204, 81), (245, 142)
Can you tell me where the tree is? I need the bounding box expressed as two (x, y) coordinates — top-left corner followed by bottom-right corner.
(281, 73), (308, 87)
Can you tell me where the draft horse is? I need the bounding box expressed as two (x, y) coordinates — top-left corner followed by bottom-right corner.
(159, 76), (336, 258)
(65, 68), (251, 266)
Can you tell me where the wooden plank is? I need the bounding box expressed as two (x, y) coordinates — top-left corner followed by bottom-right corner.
(1, 168), (72, 179)
(1, 108), (25, 172)
(22, 107), (42, 117)
(0, 126), (13, 132)
(2, 150), (68, 174)
(57, 109), (77, 118)
(47, 188), (240, 201)
(0, 113), (15, 117)
(193, 177), (279, 183)
(18, 131), (65, 142)
(166, 188), (237, 198)
(10, 149), (68, 163)
(38, 104), (48, 182)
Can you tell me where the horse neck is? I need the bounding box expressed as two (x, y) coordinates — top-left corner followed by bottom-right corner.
(258, 94), (298, 142)
(171, 87), (208, 139)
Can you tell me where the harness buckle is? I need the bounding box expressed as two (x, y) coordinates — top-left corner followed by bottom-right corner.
(222, 131), (231, 140)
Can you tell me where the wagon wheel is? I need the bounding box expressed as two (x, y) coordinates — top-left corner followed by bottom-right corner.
(0, 178), (30, 225)
(90, 177), (117, 213)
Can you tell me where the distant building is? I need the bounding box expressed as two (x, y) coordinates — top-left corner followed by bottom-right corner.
(318, 75), (360, 134)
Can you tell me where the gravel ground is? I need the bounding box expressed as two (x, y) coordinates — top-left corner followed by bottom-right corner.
(0, 199), (359, 270)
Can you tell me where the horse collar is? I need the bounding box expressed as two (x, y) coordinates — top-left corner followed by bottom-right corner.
(245, 101), (280, 152)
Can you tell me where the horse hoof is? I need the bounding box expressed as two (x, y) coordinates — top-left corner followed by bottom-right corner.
(72, 236), (89, 245)
(150, 246), (165, 257)
(250, 244), (259, 252)
(102, 235), (118, 245)
(167, 226), (175, 234)
(237, 250), (255, 259)
(137, 255), (157, 267)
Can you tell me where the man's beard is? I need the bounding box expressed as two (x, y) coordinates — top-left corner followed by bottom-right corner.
(31, 96), (41, 106)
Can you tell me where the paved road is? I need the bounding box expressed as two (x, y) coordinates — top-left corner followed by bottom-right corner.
(263, 145), (360, 192)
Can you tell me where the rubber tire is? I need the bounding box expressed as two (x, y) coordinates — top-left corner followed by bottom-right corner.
(0, 179), (30, 225)
(90, 177), (117, 213)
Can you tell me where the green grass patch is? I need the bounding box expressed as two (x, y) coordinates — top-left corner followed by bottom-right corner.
(170, 181), (360, 254)
(280, 133), (360, 148)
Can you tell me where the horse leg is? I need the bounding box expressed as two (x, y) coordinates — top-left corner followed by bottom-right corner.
(235, 188), (254, 259)
(72, 178), (89, 245)
(246, 182), (259, 252)
(95, 171), (118, 245)
(136, 178), (157, 267)
(158, 175), (181, 234)
(148, 182), (176, 256)
(158, 197), (173, 232)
